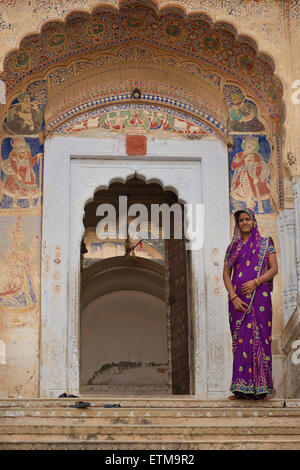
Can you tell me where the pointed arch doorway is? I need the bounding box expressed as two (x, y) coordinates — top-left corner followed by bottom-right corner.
(80, 177), (191, 395)
(40, 134), (232, 399)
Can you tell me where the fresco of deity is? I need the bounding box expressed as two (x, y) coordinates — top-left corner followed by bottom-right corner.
(0, 218), (39, 309)
(111, 111), (126, 131)
(147, 111), (163, 130)
(6, 93), (43, 135)
(230, 136), (271, 213)
(64, 109), (209, 138)
(161, 114), (172, 131)
(101, 114), (112, 129)
(0, 137), (42, 208)
(128, 111), (144, 127)
(228, 93), (265, 133)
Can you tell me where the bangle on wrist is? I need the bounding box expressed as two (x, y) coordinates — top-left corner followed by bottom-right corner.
(231, 294), (237, 301)
(255, 278), (259, 287)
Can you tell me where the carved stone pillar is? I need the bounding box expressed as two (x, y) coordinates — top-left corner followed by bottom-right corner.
(291, 175), (300, 300)
(280, 155), (300, 397)
(284, 153), (300, 302)
(278, 209), (297, 325)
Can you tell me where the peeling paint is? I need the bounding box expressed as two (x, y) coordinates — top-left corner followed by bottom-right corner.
(212, 248), (219, 257)
(53, 285), (61, 294)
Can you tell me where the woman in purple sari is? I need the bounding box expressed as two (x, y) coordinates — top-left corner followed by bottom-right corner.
(223, 209), (278, 399)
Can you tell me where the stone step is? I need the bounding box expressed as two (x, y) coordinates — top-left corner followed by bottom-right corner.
(1, 421), (300, 437)
(1, 440), (300, 450)
(1, 431), (300, 443)
(1, 398), (299, 450)
(0, 398), (291, 408)
(1, 407), (299, 419)
(0, 408), (300, 425)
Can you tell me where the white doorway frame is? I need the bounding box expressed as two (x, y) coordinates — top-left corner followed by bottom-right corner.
(40, 135), (232, 398)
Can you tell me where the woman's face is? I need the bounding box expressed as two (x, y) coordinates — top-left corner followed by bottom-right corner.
(237, 212), (254, 235)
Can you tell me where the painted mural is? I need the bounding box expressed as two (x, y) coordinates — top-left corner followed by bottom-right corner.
(0, 137), (43, 209)
(0, 1), (283, 216)
(5, 93), (42, 135)
(0, 216), (40, 310)
(1, 2), (283, 130)
(227, 92), (265, 133)
(63, 108), (209, 139)
(223, 84), (276, 215)
(0, 0), (287, 398)
(3, 80), (47, 135)
(229, 135), (273, 214)
(0, 1), (290, 79)
(223, 84), (266, 134)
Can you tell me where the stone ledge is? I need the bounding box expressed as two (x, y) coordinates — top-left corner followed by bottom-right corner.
(286, 399), (300, 408)
(281, 306), (300, 354)
(1, 407), (299, 418)
(1, 440), (300, 450)
(0, 398), (287, 408)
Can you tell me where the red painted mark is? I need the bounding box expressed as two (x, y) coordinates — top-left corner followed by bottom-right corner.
(126, 135), (147, 156)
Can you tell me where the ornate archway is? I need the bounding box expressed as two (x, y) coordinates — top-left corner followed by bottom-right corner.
(0, 0), (287, 399)
(0, 0), (284, 214)
(40, 135), (230, 398)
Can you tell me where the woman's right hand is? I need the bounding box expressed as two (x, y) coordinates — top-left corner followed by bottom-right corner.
(232, 296), (249, 312)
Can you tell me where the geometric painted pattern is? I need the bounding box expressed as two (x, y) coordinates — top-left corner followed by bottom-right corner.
(1, 0), (283, 126)
(0, 0), (285, 212)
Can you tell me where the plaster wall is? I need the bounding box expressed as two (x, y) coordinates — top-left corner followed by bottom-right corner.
(80, 290), (169, 394)
(0, 216), (40, 398)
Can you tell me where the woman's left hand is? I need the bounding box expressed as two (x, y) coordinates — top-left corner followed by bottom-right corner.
(241, 280), (256, 296)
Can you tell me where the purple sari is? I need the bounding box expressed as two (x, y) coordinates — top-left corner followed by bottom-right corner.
(225, 209), (275, 397)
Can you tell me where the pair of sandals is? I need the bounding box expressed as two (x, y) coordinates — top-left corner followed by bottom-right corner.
(69, 402), (122, 409)
(228, 392), (270, 401)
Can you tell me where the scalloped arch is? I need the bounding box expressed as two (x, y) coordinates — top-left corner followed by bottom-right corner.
(1, 0), (285, 144)
(2, 0), (282, 85)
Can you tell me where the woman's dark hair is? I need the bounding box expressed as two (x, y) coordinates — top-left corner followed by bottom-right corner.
(234, 210), (252, 223)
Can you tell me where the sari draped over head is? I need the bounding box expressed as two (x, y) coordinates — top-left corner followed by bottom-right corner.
(225, 208), (275, 397)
